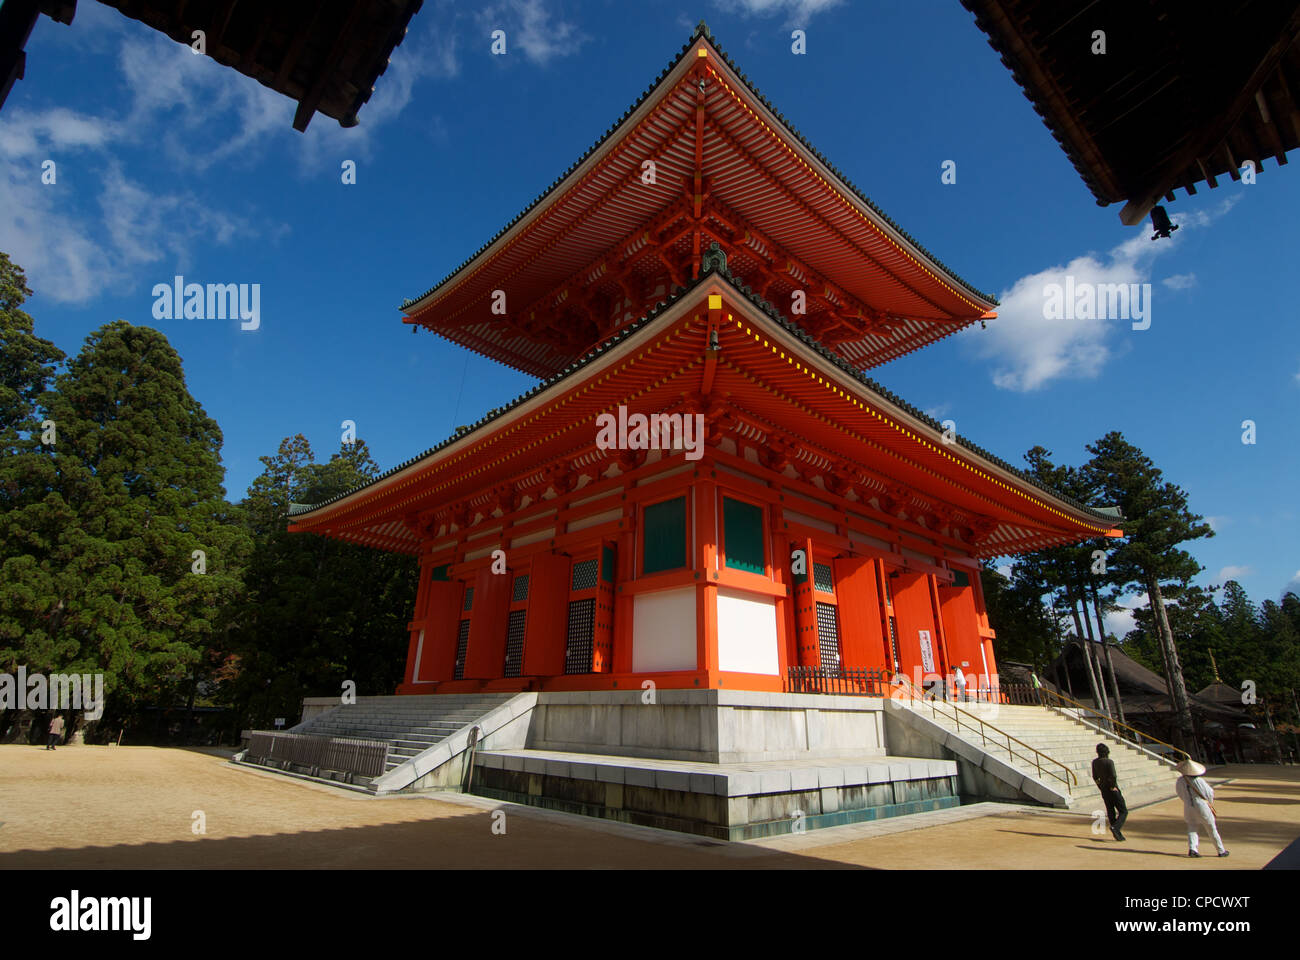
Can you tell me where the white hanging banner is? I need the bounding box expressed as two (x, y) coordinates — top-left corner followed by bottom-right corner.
(918, 630), (935, 674)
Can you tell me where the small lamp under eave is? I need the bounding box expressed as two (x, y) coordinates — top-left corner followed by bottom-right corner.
(1150, 205), (1179, 241)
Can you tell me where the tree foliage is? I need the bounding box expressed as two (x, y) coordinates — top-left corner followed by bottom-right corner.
(221, 436), (418, 731)
(0, 277), (250, 733)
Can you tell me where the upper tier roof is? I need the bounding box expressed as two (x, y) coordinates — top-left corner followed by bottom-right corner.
(401, 22), (998, 379)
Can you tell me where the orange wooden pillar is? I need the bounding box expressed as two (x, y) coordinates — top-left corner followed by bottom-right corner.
(464, 565), (511, 679)
(790, 536), (819, 667)
(695, 479), (719, 676)
(834, 556), (889, 674)
(402, 563), (432, 687)
(969, 566), (998, 685)
(769, 502), (792, 680)
(611, 526), (636, 674)
(523, 551), (569, 678)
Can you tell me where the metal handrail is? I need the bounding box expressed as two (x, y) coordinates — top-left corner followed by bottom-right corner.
(891, 673), (1077, 790)
(1039, 687), (1187, 762)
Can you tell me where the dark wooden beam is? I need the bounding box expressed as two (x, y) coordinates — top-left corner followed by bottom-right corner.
(293, 0), (367, 131)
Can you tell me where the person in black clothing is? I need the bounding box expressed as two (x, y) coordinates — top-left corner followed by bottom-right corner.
(1092, 743), (1127, 841)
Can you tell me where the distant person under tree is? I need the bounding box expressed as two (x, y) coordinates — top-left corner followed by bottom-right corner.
(46, 714), (65, 750)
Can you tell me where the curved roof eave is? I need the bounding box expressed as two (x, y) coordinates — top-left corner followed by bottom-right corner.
(294, 261), (1117, 531)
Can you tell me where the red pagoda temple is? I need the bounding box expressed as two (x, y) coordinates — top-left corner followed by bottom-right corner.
(288, 23), (1121, 701)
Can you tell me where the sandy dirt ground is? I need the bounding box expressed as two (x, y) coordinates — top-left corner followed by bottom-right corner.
(1, 746), (1296, 869)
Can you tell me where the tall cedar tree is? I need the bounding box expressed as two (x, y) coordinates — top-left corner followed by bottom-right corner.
(0, 254), (67, 689)
(224, 436), (417, 731)
(5, 317), (249, 733)
(1083, 432), (1211, 754)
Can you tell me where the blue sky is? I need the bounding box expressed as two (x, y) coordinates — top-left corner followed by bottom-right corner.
(3, 0), (1297, 628)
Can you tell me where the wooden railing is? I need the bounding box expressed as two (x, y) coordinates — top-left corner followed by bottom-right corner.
(785, 666), (892, 696)
(245, 731), (390, 779)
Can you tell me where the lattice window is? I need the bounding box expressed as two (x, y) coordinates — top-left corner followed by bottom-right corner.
(503, 609), (526, 678)
(888, 615), (900, 671)
(813, 562), (834, 593)
(512, 574), (530, 602)
(816, 601), (840, 670)
(571, 558), (598, 592)
(462, 586), (474, 611)
(564, 598), (595, 675)
(453, 619), (471, 680)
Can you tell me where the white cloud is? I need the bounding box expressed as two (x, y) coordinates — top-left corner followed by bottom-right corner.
(1104, 594), (1146, 639)
(1205, 515), (1228, 533)
(968, 200), (1236, 392)
(713, 0), (845, 25)
(0, 2), (464, 303)
(1215, 565), (1253, 583)
(478, 0), (587, 66)
(0, 107), (113, 159)
(1162, 272), (1196, 290)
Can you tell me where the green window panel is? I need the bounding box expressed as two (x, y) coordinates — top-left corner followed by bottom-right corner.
(601, 544), (616, 583)
(642, 496), (686, 575)
(430, 564), (450, 582)
(950, 569), (970, 588)
(723, 496), (765, 574)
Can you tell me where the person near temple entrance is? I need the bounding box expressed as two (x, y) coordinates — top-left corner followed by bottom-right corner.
(1175, 758), (1227, 857)
(1091, 743), (1127, 841)
(953, 665), (967, 702)
(1030, 670), (1044, 705)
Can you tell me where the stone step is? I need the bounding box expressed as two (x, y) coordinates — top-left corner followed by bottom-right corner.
(974, 745), (1168, 779)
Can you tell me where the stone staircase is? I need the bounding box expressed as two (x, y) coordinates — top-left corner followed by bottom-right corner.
(295, 694), (519, 782)
(890, 701), (1177, 811)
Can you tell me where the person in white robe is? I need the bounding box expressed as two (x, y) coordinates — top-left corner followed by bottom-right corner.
(1174, 758), (1227, 858)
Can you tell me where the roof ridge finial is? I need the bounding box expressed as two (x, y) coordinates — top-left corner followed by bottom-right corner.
(694, 19), (712, 41)
(700, 240), (727, 275)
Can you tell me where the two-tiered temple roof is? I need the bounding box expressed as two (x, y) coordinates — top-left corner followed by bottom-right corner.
(290, 23), (1121, 557)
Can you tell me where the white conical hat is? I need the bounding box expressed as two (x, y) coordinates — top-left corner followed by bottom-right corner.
(1175, 758), (1206, 777)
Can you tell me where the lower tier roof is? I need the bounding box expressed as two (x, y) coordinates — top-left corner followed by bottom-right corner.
(291, 254), (1120, 557)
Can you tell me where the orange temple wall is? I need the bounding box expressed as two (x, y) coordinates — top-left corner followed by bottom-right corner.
(396, 456), (997, 697)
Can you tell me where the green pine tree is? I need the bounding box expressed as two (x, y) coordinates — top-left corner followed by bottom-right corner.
(1083, 432), (1212, 755)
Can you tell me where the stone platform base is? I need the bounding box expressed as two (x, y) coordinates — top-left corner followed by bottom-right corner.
(472, 748), (958, 840)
